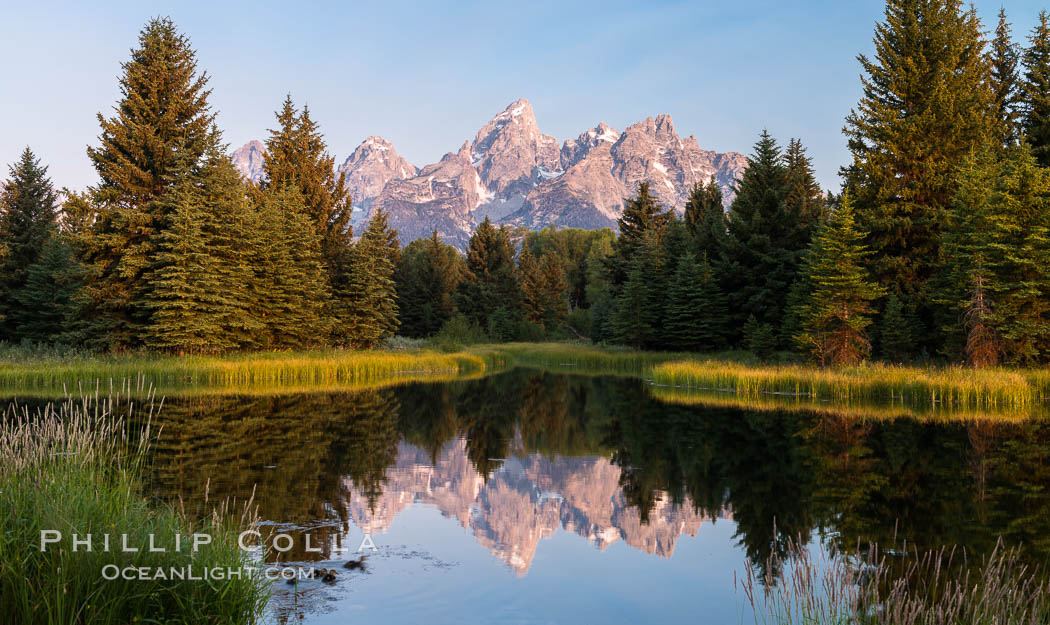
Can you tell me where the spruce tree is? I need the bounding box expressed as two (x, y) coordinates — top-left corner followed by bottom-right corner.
(1023, 11), (1050, 165)
(518, 242), (542, 325)
(261, 96), (353, 267)
(944, 145), (1050, 364)
(796, 193), (885, 366)
(611, 232), (664, 349)
(339, 211), (401, 346)
(844, 0), (995, 333)
(606, 182), (670, 288)
(456, 217), (520, 327)
(12, 236), (86, 343)
(142, 154), (227, 354)
(992, 8), (1022, 147)
(724, 131), (810, 339)
(0, 147), (58, 339)
(784, 138), (824, 231)
(394, 231), (462, 338)
(535, 251), (569, 334)
(199, 138), (264, 348)
(247, 186), (330, 349)
(84, 17), (215, 348)
(663, 252), (728, 351)
(877, 293), (915, 362)
(585, 235), (615, 342)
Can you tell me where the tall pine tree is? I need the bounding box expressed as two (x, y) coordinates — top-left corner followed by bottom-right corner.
(663, 252), (728, 351)
(724, 131), (811, 341)
(0, 148), (58, 339)
(843, 0), (995, 340)
(456, 217), (520, 327)
(991, 8), (1022, 148)
(796, 193), (885, 366)
(83, 17), (215, 349)
(1023, 11), (1050, 165)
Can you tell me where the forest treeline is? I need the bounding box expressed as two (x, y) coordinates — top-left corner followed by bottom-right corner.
(4, 1), (1050, 366)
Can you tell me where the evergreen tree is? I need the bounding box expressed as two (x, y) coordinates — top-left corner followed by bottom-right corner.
(663, 252), (728, 351)
(83, 17), (216, 349)
(611, 233), (664, 349)
(612, 260), (655, 350)
(943, 145), (1050, 364)
(334, 211), (400, 346)
(536, 251), (569, 334)
(142, 154), (227, 353)
(585, 235), (616, 342)
(991, 8), (1022, 147)
(456, 217), (520, 327)
(518, 242), (542, 325)
(247, 186), (330, 349)
(877, 293), (916, 362)
(0, 147), (58, 338)
(394, 231), (462, 338)
(724, 131), (810, 339)
(606, 182), (670, 288)
(261, 96), (353, 266)
(196, 138), (265, 348)
(1023, 11), (1050, 165)
(844, 0), (995, 332)
(743, 314), (777, 360)
(784, 138), (825, 231)
(796, 193), (885, 366)
(12, 236), (86, 343)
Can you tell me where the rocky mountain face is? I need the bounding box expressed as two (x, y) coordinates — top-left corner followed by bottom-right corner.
(230, 99), (747, 249)
(336, 136), (418, 225)
(230, 140), (266, 183)
(342, 437), (730, 575)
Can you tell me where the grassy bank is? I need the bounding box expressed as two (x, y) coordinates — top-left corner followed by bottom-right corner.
(651, 360), (1049, 414)
(0, 347), (505, 395)
(0, 397), (269, 624)
(1, 343), (1048, 419)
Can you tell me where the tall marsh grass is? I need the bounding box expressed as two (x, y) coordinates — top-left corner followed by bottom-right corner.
(742, 539), (1050, 625)
(0, 347), (505, 395)
(653, 361), (1045, 413)
(0, 396), (269, 625)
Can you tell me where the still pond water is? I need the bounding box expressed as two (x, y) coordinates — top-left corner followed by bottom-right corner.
(22, 368), (1050, 623)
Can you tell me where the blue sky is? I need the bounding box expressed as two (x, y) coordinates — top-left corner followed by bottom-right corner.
(1, 0), (1046, 192)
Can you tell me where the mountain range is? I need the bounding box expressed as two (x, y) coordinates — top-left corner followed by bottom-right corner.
(231, 98), (748, 249)
(343, 437), (729, 574)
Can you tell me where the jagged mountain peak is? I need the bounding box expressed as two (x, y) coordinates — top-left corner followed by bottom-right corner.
(231, 100), (747, 251)
(230, 140), (266, 183)
(336, 136), (417, 223)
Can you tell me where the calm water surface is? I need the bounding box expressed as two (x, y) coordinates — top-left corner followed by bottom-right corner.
(15, 369), (1050, 624)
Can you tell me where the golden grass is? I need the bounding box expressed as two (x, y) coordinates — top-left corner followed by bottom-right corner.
(649, 386), (1042, 422)
(650, 360), (1045, 412)
(0, 348), (506, 396)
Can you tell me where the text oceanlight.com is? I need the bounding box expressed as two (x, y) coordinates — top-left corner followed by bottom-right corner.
(100, 565), (321, 581)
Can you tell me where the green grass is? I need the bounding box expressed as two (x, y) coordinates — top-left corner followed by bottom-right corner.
(0, 396), (270, 625)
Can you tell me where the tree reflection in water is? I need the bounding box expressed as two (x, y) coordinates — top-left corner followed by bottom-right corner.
(30, 367), (1048, 573)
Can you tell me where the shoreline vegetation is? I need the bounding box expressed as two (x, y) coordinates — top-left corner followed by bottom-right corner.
(0, 395), (268, 625)
(2, 342), (1048, 420)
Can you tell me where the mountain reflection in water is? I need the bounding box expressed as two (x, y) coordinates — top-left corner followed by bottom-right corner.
(12, 368), (1050, 622)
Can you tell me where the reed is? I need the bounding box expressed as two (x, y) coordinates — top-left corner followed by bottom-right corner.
(649, 386), (1041, 422)
(0, 348), (505, 396)
(652, 360), (1041, 412)
(0, 396), (270, 625)
(741, 539), (1050, 625)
